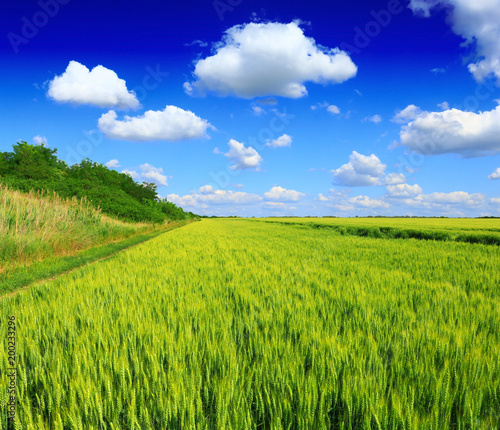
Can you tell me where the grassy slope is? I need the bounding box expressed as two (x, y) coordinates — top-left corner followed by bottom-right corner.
(0, 185), (188, 293)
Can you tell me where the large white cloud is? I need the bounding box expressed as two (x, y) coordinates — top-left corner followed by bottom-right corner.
(47, 61), (140, 109)
(224, 139), (263, 170)
(98, 106), (212, 142)
(409, 0), (500, 82)
(488, 167), (500, 180)
(184, 21), (357, 99)
(331, 151), (387, 186)
(264, 186), (305, 202)
(395, 104), (500, 157)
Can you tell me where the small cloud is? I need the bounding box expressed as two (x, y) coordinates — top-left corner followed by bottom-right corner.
(185, 39), (208, 47)
(488, 168), (500, 180)
(317, 193), (329, 202)
(252, 105), (265, 116)
(105, 159), (120, 168)
(140, 163), (168, 187)
(354, 89), (362, 96)
(430, 68), (446, 74)
(327, 105), (340, 115)
(231, 183), (244, 189)
(199, 185), (215, 194)
(264, 186), (305, 202)
(266, 134), (292, 148)
(364, 114), (382, 123)
(224, 139), (262, 170)
(122, 169), (140, 180)
(213, 147), (223, 154)
(33, 135), (48, 146)
(438, 101), (450, 110)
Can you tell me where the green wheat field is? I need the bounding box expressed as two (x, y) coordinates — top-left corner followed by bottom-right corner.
(1, 218), (499, 429)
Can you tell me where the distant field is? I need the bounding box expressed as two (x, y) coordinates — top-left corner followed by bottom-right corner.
(1, 219), (499, 429)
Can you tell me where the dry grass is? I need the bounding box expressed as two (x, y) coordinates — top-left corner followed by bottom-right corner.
(0, 185), (155, 270)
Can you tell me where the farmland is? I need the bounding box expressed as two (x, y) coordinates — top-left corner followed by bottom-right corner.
(1, 218), (500, 429)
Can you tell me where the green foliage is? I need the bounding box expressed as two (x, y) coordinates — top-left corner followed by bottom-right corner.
(1, 219), (499, 428)
(0, 142), (194, 223)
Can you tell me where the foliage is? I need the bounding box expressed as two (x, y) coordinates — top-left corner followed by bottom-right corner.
(1, 219), (499, 428)
(0, 142), (194, 223)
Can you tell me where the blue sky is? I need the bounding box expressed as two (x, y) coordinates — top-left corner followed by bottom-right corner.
(1, 0), (499, 217)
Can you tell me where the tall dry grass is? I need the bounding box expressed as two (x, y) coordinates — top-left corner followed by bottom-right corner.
(0, 185), (153, 269)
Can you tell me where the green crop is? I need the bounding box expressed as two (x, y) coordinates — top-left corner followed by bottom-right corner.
(1, 219), (499, 429)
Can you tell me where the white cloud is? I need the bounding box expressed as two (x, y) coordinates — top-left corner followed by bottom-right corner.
(33, 135), (47, 145)
(140, 163), (168, 187)
(98, 106), (212, 142)
(416, 191), (486, 206)
(393, 104), (423, 123)
(47, 61), (139, 109)
(199, 185), (215, 194)
(327, 105), (340, 115)
(438, 101), (450, 110)
(266, 134), (292, 148)
(168, 189), (262, 207)
(332, 151), (387, 187)
(252, 105), (265, 116)
(488, 167), (500, 180)
(409, 0), (500, 83)
(231, 183), (244, 189)
(492, 197), (500, 204)
(184, 21), (357, 99)
(383, 173), (407, 185)
(264, 202), (287, 209)
(395, 104), (500, 157)
(264, 186), (305, 202)
(317, 193), (329, 202)
(386, 184), (423, 198)
(105, 159), (120, 168)
(364, 114), (382, 123)
(349, 195), (389, 209)
(224, 139), (262, 170)
(430, 67), (446, 74)
(311, 102), (340, 114)
(122, 169), (140, 180)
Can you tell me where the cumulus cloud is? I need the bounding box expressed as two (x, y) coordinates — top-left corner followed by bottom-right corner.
(416, 191), (486, 206)
(184, 21), (357, 99)
(122, 169), (140, 180)
(383, 173), (407, 185)
(331, 151), (387, 187)
(386, 184), (423, 198)
(349, 195), (389, 209)
(311, 102), (340, 114)
(47, 61), (140, 109)
(393, 104), (422, 124)
(317, 193), (329, 202)
(266, 134), (292, 148)
(264, 186), (305, 202)
(105, 159), (120, 168)
(327, 105), (341, 115)
(488, 167), (500, 180)
(168, 189), (262, 207)
(140, 163), (168, 186)
(409, 0), (500, 83)
(98, 106), (212, 142)
(33, 135), (47, 146)
(394, 104), (500, 157)
(224, 139), (262, 170)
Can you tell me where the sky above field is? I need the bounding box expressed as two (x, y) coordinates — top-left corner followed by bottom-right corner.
(1, 0), (500, 217)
